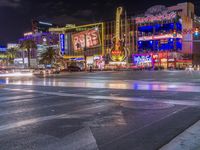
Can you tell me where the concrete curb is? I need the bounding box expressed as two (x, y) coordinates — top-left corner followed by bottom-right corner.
(160, 120), (200, 150)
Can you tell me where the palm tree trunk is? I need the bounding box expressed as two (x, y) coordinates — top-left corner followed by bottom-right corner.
(22, 50), (25, 68)
(28, 49), (31, 68)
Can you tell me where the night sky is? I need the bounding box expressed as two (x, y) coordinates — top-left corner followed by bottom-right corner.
(0, 0), (199, 45)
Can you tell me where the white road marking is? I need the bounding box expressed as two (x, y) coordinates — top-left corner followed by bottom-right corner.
(0, 94), (44, 102)
(0, 98), (93, 116)
(0, 104), (108, 132)
(2, 95), (55, 104)
(41, 127), (99, 150)
(3, 88), (200, 107)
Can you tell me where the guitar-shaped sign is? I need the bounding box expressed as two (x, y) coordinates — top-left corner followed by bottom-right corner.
(110, 7), (128, 62)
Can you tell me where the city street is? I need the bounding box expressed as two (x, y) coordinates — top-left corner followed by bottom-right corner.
(0, 70), (200, 150)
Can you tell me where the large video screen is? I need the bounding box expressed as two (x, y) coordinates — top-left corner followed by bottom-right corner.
(72, 28), (101, 51)
(133, 55), (152, 66)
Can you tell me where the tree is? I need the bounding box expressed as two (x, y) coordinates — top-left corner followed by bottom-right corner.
(40, 48), (66, 69)
(39, 47), (56, 66)
(54, 49), (66, 68)
(20, 39), (37, 68)
(6, 48), (19, 64)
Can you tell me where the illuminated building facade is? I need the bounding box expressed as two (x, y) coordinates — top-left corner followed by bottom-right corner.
(32, 20), (61, 33)
(18, 32), (59, 67)
(133, 2), (200, 69)
(49, 8), (135, 68)
(50, 23), (105, 68)
(49, 2), (199, 69)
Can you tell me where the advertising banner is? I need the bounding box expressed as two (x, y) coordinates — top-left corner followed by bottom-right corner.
(72, 28), (101, 51)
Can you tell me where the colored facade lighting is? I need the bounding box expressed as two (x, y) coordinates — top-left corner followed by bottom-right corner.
(138, 34), (182, 41)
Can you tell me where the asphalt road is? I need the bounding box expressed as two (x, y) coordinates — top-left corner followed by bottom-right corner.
(0, 70), (200, 150)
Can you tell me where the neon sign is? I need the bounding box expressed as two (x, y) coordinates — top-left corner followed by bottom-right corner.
(24, 32), (33, 37)
(59, 34), (65, 55)
(72, 28), (101, 51)
(139, 34), (183, 41)
(111, 50), (122, 55)
(136, 12), (177, 24)
(109, 7), (128, 62)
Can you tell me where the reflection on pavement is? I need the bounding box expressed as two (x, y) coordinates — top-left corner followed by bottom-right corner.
(1, 77), (200, 93)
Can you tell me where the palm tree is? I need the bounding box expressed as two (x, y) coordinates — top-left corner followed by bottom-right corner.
(40, 48), (66, 69)
(39, 47), (56, 66)
(6, 48), (19, 64)
(20, 39), (37, 68)
(54, 49), (66, 68)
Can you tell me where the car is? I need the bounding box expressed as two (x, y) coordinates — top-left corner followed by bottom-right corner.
(67, 66), (82, 72)
(33, 69), (46, 75)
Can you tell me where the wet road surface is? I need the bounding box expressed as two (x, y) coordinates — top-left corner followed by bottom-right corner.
(0, 71), (200, 150)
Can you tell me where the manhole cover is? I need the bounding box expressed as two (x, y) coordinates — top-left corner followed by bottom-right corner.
(120, 101), (174, 110)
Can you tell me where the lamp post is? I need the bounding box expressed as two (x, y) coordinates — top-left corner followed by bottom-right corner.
(84, 34), (87, 71)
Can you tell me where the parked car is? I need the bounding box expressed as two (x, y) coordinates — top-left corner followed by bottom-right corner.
(33, 69), (46, 75)
(67, 66), (82, 72)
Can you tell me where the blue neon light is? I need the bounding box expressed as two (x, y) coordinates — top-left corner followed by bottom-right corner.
(139, 23), (182, 33)
(60, 34), (65, 55)
(0, 46), (7, 52)
(138, 26), (153, 32)
(69, 58), (84, 61)
(138, 39), (182, 52)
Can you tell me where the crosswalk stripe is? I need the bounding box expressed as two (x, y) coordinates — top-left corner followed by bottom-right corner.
(0, 97), (94, 116)
(0, 94), (45, 102)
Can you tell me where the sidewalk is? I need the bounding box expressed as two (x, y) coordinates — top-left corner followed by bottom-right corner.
(160, 120), (200, 150)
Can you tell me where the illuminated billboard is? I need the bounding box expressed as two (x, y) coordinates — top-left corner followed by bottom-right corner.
(133, 54), (152, 66)
(72, 28), (101, 51)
